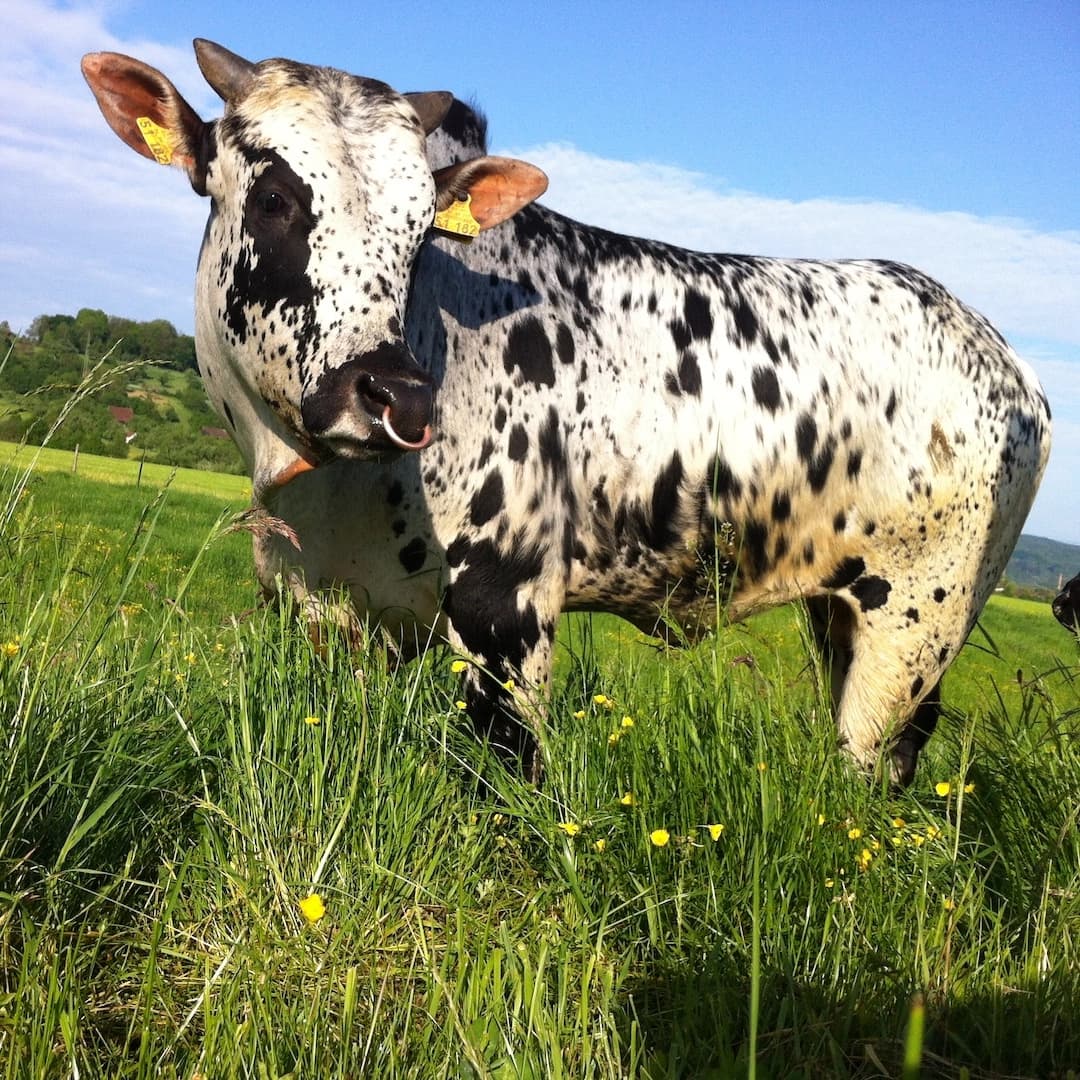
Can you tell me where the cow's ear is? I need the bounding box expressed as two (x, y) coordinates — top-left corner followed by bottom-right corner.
(432, 156), (548, 235)
(81, 51), (206, 191)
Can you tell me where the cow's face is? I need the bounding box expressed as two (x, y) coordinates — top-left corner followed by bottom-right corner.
(82, 40), (546, 496)
(199, 58), (443, 467)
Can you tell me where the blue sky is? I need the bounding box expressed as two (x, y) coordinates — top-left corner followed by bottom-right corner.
(2, 0), (1078, 544)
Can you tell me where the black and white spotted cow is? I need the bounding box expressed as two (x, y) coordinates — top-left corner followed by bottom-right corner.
(1052, 574), (1080, 634)
(83, 40), (1052, 786)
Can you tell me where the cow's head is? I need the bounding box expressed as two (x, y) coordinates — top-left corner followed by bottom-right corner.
(81, 40), (547, 496)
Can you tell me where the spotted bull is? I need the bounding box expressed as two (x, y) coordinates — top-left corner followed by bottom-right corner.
(83, 40), (1051, 785)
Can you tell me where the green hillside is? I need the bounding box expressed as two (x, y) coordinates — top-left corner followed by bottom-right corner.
(1006, 533), (1080, 591)
(0, 311), (245, 475)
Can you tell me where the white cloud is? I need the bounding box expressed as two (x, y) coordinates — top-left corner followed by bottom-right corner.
(0, 1), (212, 331)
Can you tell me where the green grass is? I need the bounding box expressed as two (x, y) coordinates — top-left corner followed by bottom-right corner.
(0, 447), (1077, 1078)
(0, 440), (250, 502)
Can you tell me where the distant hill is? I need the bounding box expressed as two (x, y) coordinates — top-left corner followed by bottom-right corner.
(0, 311), (245, 476)
(1007, 535), (1080, 591)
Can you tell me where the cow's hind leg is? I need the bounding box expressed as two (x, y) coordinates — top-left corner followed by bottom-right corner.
(808, 595), (935, 784)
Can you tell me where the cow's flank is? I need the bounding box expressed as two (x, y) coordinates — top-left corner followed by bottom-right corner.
(83, 41), (1052, 786)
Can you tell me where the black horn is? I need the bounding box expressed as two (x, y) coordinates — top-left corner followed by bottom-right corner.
(405, 91), (454, 135)
(194, 39), (256, 104)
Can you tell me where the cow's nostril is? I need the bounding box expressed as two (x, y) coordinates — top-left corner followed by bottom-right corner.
(357, 372), (391, 415)
(357, 372), (432, 446)
(300, 346), (434, 452)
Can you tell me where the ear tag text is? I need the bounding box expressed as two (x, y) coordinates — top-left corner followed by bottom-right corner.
(136, 116), (175, 165)
(433, 194), (480, 240)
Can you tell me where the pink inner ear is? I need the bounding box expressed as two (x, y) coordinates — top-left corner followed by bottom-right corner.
(463, 160), (549, 230)
(81, 51), (200, 170)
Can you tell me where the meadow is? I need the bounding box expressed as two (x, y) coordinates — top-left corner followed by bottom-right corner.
(0, 441), (1077, 1078)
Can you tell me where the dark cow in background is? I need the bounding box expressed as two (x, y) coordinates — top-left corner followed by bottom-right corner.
(1053, 574), (1080, 634)
(82, 41), (1052, 786)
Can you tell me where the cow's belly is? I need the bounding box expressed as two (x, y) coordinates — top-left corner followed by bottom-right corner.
(563, 520), (812, 643)
(562, 450), (937, 643)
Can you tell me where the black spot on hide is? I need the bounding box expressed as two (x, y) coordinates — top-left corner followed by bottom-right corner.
(503, 315), (555, 388)
(470, 470), (505, 526)
(398, 537), (427, 573)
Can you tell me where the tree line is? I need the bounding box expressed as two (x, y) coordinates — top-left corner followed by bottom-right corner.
(4, 309), (197, 372)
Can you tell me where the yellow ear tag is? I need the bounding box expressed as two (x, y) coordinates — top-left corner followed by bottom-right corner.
(433, 194), (480, 240)
(136, 116), (175, 165)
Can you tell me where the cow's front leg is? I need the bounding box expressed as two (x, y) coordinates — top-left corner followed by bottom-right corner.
(443, 554), (561, 783)
(453, 652), (549, 782)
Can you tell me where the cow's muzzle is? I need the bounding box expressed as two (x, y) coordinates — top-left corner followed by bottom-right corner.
(300, 343), (434, 455)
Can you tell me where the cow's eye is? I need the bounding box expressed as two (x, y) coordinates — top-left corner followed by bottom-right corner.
(255, 190), (287, 216)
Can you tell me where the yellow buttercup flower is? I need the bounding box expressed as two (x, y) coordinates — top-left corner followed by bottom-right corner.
(455, 700), (467, 711)
(964, 782), (975, 793)
(593, 693), (610, 706)
(557, 822), (581, 837)
(847, 827), (862, 840)
(620, 715), (635, 729)
(757, 761), (768, 772)
(1, 640), (19, 658)
(450, 659), (468, 673)
(304, 714), (321, 726)
(298, 893), (326, 925)
(856, 848), (873, 871)
(649, 828), (670, 848)
(573, 709), (586, 719)
(594, 839), (607, 853)
(943, 897), (956, 911)
(619, 792), (634, 807)
(707, 823), (725, 841)
(817, 814), (827, 826)
(608, 731), (621, 746)
(935, 781), (952, 796)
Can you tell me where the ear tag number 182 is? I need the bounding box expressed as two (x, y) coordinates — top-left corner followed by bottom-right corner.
(136, 116), (174, 165)
(434, 194), (480, 240)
